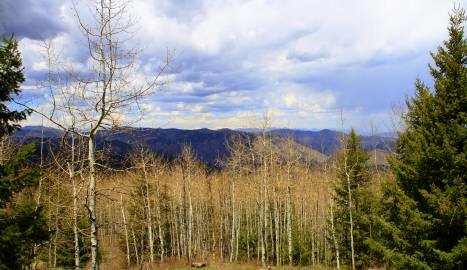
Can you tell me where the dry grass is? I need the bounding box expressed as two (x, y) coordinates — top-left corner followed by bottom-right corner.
(126, 261), (334, 270)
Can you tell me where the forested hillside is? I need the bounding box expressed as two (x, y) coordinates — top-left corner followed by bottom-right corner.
(0, 1), (465, 270)
(11, 126), (393, 166)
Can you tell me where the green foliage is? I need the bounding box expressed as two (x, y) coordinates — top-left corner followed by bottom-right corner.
(54, 217), (90, 268)
(370, 8), (467, 269)
(0, 201), (48, 269)
(0, 144), (37, 206)
(0, 36), (48, 269)
(0, 36), (30, 135)
(334, 129), (379, 268)
(335, 130), (370, 201)
(292, 225), (313, 266)
(237, 230), (257, 260)
(0, 144), (48, 269)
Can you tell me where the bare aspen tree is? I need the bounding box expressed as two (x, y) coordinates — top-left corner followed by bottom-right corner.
(273, 184), (280, 266)
(285, 136), (299, 266)
(259, 114), (271, 268)
(344, 146), (356, 270)
(229, 167), (236, 263)
(137, 148), (155, 263)
(67, 132), (81, 270)
(120, 195), (131, 267)
(130, 222), (139, 266)
(16, 0), (169, 268)
(225, 135), (246, 263)
(154, 161), (165, 262)
(337, 112), (355, 270)
(180, 144), (195, 263)
(325, 160), (340, 269)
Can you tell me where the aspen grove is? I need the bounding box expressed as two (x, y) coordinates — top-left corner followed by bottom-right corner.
(1, 1), (465, 269)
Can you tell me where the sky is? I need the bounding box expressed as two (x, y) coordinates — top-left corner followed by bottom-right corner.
(1, 0), (464, 132)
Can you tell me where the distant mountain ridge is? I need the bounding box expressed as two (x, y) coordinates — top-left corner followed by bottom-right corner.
(268, 128), (395, 155)
(12, 126), (396, 165)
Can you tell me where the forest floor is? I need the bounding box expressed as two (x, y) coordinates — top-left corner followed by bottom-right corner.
(123, 262), (335, 270)
(96, 242), (336, 270)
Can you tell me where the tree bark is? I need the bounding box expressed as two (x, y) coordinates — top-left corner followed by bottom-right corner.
(141, 152), (154, 263)
(88, 135), (99, 270)
(120, 196), (131, 268)
(230, 179), (235, 263)
(155, 174), (165, 262)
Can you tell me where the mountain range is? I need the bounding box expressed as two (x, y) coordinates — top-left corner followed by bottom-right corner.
(12, 126), (396, 165)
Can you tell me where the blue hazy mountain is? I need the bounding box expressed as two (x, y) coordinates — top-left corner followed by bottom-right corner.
(12, 126), (395, 165)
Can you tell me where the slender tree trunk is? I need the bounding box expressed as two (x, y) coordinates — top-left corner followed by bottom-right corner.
(120, 196), (131, 268)
(286, 185), (292, 266)
(36, 120), (44, 208)
(230, 179), (235, 263)
(72, 172), (80, 269)
(246, 208), (250, 261)
(311, 206), (316, 266)
(67, 133), (81, 270)
(274, 187), (280, 266)
(155, 175), (165, 262)
(346, 169), (355, 270)
(261, 154), (267, 267)
(187, 173), (193, 263)
(329, 196), (340, 269)
(285, 155), (293, 266)
(235, 211), (240, 261)
(88, 135), (99, 270)
(141, 153), (154, 263)
(131, 224), (139, 266)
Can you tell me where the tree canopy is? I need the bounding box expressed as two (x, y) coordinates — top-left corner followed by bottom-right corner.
(0, 36), (48, 269)
(368, 8), (467, 269)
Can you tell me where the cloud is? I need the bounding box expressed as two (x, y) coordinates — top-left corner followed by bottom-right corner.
(8, 0), (461, 132)
(0, 0), (65, 39)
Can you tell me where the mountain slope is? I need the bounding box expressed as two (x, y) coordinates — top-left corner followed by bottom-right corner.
(12, 126), (395, 165)
(268, 129), (395, 155)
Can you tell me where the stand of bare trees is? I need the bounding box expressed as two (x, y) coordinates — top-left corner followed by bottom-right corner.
(31, 127), (360, 269)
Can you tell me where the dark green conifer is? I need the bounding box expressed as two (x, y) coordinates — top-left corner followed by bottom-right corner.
(367, 8), (466, 269)
(334, 129), (372, 269)
(0, 36), (48, 269)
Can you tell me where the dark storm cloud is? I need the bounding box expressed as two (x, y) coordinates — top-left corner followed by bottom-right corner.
(0, 0), (64, 39)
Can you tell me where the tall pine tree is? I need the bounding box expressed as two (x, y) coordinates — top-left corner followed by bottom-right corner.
(367, 8), (466, 269)
(0, 36), (48, 269)
(334, 129), (373, 269)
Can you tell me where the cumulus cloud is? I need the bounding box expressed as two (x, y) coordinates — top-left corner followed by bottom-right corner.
(6, 0), (461, 131)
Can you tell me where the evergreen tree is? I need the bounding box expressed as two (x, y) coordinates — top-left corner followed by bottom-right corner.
(334, 129), (372, 269)
(0, 36), (48, 269)
(367, 9), (466, 269)
(0, 36), (30, 135)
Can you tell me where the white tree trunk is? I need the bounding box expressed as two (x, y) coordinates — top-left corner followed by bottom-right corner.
(72, 172), (80, 270)
(230, 179), (235, 263)
(155, 174), (165, 262)
(120, 196), (131, 268)
(286, 150), (293, 266)
(346, 169), (355, 270)
(187, 175), (193, 263)
(88, 136), (99, 270)
(286, 186), (292, 266)
(329, 197), (340, 269)
(141, 155), (154, 263)
(67, 133), (80, 270)
(131, 224), (139, 266)
(274, 187), (280, 266)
